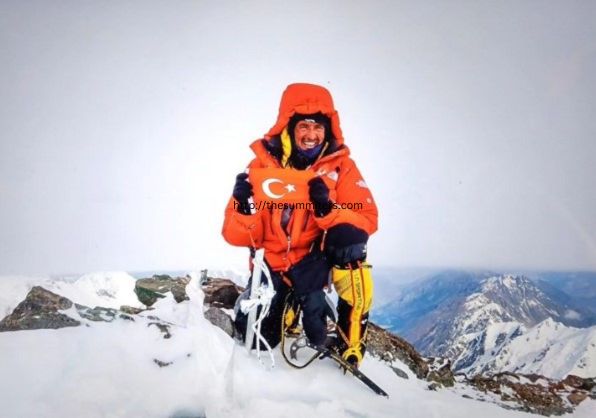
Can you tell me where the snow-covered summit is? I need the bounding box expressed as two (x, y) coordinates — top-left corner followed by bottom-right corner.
(3, 272), (594, 417)
(478, 275), (569, 326)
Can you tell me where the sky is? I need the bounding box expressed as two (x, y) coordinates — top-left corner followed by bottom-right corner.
(1, 0), (595, 275)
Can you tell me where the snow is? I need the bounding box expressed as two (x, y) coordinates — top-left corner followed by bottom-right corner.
(45, 271), (144, 309)
(502, 275), (516, 289)
(461, 316), (596, 379)
(492, 319), (596, 378)
(574, 399), (596, 418)
(0, 273), (541, 418)
(0, 274), (52, 317)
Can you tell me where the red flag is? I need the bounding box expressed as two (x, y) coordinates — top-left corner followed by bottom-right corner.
(249, 168), (314, 204)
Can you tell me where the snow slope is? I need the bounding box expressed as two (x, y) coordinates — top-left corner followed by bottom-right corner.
(472, 318), (596, 379)
(0, 273), (594, 417)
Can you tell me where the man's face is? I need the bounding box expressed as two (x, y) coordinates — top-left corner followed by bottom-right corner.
(293, 120), (325, 151)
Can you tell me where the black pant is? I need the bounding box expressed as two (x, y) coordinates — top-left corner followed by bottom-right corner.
(234, 270), (334, 349)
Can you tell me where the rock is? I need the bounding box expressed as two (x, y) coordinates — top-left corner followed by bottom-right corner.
(153, 359), (173, 368)
(426, 357), (455, 387)
(201, 278), (243, 309)
(366, 322), (455, 386)
(465, 372), (581, 416)
(199, 269), (209, 285)
(427, 382), (440, 391)
(366, 322), (429, 379)
(390, 366), (409, 379)
(0, 286), (151, 331)
(120, 305), (146, 315)
(135, 274), (191, 307)
(0, 286), (80, 331)
(561, 374), (584, 388)
(147, 322), (172, 339)
(561, 375), (595, 391)
(567, 391), (588, 405)
(204, 307), (235, 338)
(75, 305), (118, 322)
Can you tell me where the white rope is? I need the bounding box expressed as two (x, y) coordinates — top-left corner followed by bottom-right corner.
(239, 171), (277, 368)
(240, 251), (276, 368)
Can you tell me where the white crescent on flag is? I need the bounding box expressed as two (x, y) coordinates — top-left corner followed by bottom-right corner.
(262, 178), (284, 199)
(262, 178), (297, 199)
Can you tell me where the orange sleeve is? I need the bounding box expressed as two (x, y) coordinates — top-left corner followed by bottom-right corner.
(313, 158), (378, 235)
(221, 158), (266, 248)
(222, 196), (264, 248)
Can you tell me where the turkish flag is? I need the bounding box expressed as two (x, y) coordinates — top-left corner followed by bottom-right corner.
(249, 168), (314, 204)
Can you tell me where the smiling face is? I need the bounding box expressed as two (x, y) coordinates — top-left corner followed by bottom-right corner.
(293, 119), (326, 151)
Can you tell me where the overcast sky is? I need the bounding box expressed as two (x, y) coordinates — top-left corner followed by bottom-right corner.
(1, 0), (595, 275)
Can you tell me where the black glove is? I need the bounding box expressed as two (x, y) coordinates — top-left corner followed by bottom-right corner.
(233, 173), (253, 215)
(308, 177), (332, 217)
(325, 224), (369, 267)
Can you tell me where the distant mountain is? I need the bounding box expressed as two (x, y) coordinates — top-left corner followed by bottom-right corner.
(372, 270), (495, 336)
(444, 275), (596, 376)
(373, 272), (596, 379)
(531, 272), (596, 316)
(460, 317), (596, 379)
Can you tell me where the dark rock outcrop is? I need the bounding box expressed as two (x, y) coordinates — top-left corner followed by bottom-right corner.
(461, 372), (596, 416)
(200, 276), (241, 338)
(0, 287), (149, 332)
(135, 274), (191, 306)
(0, 286), (80, 331)
(366, 322), (455, 386)
(426, 357), (456, 387)
(75, 305), (118, 322)
(120, 305), (147, 315)
(204, 307), (235, 338)
(202, 277), (243, 309)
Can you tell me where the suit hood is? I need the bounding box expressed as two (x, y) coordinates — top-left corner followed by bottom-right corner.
(265, 83), (344, 145)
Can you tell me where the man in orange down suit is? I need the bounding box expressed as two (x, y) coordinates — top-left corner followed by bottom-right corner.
(222, 83), (378, 367)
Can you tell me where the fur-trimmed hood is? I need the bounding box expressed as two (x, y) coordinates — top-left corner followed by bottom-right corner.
(264, 83), (344, 145)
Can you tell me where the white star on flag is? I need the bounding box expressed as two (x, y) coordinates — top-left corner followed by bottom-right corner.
(284, 184), (296, 193)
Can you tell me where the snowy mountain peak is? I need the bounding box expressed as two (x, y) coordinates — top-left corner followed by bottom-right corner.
(536, 316), (558, 329)
(464, 317), (596, 379)
(474, 274), (572, 327)
(381, 272), (596, 379)
(484, 274), (535, 296)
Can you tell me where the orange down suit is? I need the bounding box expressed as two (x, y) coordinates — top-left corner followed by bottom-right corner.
(222, 83), (378, 273)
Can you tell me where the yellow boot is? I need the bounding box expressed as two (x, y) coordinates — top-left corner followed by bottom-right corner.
(331, 262), (373, 366)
